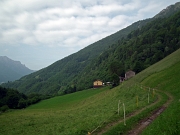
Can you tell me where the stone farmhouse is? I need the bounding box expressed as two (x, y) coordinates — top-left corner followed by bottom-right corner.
(125, 70), (135, 80)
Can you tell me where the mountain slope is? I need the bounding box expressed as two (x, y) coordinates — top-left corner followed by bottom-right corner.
(154, 2), (180, 18)
(74, 10), (180, 88)
(2, 2), (180, 95)
(2, 20), (151, 95)
(0, 56), (34, 83)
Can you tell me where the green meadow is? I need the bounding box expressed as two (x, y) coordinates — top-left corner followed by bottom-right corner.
(101, 49), (180, 135)
(1, 49), (180, 135)
(141, 58), (180, 134)
(27, 87), (108, 110)
(0, 83), (155, 135)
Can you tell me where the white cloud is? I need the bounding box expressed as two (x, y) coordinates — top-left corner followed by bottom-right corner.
(108, 15), (131, 27)
(0, 0), (161, 48)
(0, 0), (179, 69)
(63, 37), (80, 46)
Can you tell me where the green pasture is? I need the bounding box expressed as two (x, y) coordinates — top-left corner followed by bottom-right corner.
(27, 87), (108, 110)
(0, 82), (155, 135)
(137, 49), (180, 134)
(141, 61), (180, 134)
(100, 48), (180, 134)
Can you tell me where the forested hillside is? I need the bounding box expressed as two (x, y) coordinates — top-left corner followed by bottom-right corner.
(2, 2), (180, 95)
(73, 10), (180, 90)
(2, 20), (151, 95)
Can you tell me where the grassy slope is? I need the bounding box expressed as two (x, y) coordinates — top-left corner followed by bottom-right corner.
(0, 84), (154, 135)
(132, 49), (180, 135)
(27, 87), (108, 110)
(102, 49), (180, 135)
(140, 55), (180, 134)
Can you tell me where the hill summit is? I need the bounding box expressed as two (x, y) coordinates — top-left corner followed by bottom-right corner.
(154, 2), (180, 18)
(0, 56), (34, 83)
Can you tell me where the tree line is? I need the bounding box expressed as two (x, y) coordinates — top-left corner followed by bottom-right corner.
(0, 86), (51, 112)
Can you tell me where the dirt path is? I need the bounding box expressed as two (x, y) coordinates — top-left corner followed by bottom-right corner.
(127, 91), (173, 135)
(92, 90), (173, 135)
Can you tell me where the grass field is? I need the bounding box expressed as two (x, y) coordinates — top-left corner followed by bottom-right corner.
(99, 49), (180, 134)
(0, 82), (155, 135)
(141, 61), (180, 134)
(27, 87), (108, 110)
(1, 49), (180, 135)
(136, 49), (180, 134)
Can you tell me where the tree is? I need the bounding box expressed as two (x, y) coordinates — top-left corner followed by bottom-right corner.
(6, 94), (20, 108)
(109, 60), (124, 76)
(18, 98), (27, 108)
(110, 73), (120, 87)
(133, 61), (144, 73)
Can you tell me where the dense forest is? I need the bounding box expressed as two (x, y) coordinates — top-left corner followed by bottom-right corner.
(0, 86), (51, 112)
(2, 3), (180, 95)
(72, 10), (180, 90)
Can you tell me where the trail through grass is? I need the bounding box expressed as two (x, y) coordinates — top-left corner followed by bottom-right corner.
(99, 49), (180, 134)
(140, 61), (180, 135)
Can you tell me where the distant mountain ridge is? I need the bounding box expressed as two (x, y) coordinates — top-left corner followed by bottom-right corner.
(0, 56), (34, 83)
(154, 2), (180, 18)
(2, 2), (180, 95)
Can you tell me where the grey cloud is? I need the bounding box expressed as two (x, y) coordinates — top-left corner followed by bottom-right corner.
(0, 0), (179, 69)
(0, 0), (172, 48)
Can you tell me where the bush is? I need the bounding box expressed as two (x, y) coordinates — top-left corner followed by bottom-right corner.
(0, 105), (9, 112)
(18, 98), (27, 108)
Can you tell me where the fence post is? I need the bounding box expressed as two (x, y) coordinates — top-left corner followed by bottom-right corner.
(123, 103), (126, 125)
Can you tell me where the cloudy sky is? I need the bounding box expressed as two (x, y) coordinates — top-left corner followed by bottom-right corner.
(0, 0), (179, 70)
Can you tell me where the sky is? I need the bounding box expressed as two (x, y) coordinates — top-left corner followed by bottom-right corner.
(0, 0), (179, 70)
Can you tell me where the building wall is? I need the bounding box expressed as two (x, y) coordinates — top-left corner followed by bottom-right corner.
(125, 71), (135, 80)
(93, 80), (103, 87)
